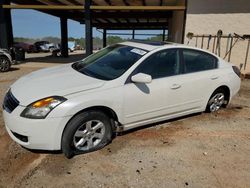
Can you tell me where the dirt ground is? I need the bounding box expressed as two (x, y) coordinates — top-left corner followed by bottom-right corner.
(0, 61), (250, 188)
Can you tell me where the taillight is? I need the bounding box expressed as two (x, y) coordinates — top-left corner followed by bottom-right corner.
(232, 66), (241, 78)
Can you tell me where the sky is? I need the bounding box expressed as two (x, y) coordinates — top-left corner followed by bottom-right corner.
(11, 9), (163, 39)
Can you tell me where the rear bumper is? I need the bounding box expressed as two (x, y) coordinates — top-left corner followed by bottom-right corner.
(229, 74), (241, 100)
(3, 107), (72, 150)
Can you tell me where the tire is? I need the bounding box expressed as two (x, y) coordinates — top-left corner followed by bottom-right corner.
(62, 111), (113, 158)
(206, 88), (227, 113)
(0, 56), (11, 72)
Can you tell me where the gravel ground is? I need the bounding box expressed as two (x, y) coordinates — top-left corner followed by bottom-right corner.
(0, 62), (250, 188)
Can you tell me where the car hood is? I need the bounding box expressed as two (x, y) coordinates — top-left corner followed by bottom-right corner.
(10, 64), (105, 106)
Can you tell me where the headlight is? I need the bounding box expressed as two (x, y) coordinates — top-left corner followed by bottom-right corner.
(20, 96), (67, 119)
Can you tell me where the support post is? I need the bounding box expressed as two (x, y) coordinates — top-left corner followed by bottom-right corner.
(103, 29), (107, 47)
(244, 39), (250, 70)
(162, 29), (166, 41)
(60, 17), (68, 57)
(85, 0), (93, 56)
(0, 0), (13, 49)
(132, 29), (135, 39)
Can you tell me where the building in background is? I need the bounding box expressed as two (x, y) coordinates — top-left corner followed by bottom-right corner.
(185, 0), (250, 73)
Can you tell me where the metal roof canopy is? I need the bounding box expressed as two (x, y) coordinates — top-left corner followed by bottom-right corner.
(4, 0), (186, 30)
(0, 0), (187, 56)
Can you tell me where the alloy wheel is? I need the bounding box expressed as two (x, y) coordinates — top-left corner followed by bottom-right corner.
(73, 120), (105, 151)
(209, 93), (225, 112)
(0, 58), (10, 72)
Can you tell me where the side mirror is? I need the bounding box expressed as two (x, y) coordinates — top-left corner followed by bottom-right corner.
(131, 73), (152, 84)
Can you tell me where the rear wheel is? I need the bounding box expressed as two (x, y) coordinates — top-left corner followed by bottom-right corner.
(0, 56), (11, 72)
(206, 89), (227, 112)
(62, 111), (113, 158)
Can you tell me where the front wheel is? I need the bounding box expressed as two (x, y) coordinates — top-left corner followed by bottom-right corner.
(206, 89), (227, 113)
(0, 56), (11, 72)
(61, 111), (113, 158)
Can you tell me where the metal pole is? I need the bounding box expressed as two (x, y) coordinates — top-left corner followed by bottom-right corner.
(162, 29), (166, 41)
(201, 35), (204, 49)
(60, 17), (68, 57)
(212, 36), (216, 53)
(85, 0), (93, 56)
(103, 29), (107, 48)
(207, 35), (212, 49)
(225, 34), (231, 57)
(132, 29), (135, 39)
(244, 39), (250, 70)
(218, 37), (221, 57)
(228, 36), (233, 62)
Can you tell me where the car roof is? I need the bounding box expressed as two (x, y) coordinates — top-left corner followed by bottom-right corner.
(119, 40), (219, 58)
(120, 40), (181, 51)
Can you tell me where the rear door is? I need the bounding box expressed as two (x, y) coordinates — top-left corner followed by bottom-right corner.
(176, 49), (220, 111)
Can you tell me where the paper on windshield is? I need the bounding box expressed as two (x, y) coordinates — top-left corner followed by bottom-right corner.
(130, 48), (147, 56)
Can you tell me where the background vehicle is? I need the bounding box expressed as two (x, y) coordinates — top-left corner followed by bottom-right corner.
(3, 41), (241, 158)
(13, 42), (35, 53)
(68, 41), (76, 52)
(0, 49), (12, 72)
(34, 41), (55, 52)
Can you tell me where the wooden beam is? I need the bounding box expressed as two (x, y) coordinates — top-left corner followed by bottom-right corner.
(91, 5), (186, 10)
(123, 0), (129, 6)
(2, 5), (83, 9)
(91, 11), (172, 19)
(67, 0), (82, 5)
(2, 5), (186, 11)
(94, 22), (168, 29)
(104, 0), (112, 5)
(159, 0), (163, 6)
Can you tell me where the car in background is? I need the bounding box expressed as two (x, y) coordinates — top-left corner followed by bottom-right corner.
(0, 49), (12, 72)
(68, 41), (76, 52)
(34, 41), (55, 52)
(2, 41), (241, 158)
(13, 42), (35, 53)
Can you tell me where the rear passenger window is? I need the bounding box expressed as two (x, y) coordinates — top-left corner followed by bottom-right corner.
(182, 50), (217, 73)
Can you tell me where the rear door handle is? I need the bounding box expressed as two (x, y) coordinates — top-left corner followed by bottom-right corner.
(171, 84), (181, 89)
(211, 75), (219, 80)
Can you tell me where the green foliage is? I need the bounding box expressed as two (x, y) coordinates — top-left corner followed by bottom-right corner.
(14, 37), (37, 44)
(42, 36), (60, 44)
(13, 34), (166, 49)
(107, 36), (125, 45)
(147, 34), (164, 41)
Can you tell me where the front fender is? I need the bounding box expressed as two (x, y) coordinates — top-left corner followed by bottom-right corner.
(48, 87), (124, 122)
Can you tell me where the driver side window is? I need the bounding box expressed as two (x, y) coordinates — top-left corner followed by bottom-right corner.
(135, 49), (180, 79)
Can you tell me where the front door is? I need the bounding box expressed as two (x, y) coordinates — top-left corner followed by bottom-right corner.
(123, 49), (182, 124)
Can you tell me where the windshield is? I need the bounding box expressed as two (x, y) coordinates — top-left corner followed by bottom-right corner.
(72, 44), (147, 80)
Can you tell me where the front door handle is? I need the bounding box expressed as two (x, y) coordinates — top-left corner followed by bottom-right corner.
(211, 75), (219, 80)
(171, 84), (181, 89)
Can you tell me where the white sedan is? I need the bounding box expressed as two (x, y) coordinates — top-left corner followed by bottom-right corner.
(2, 41), (241, 158)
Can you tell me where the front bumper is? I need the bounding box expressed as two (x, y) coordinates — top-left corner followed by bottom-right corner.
(3, 107), (72, 150)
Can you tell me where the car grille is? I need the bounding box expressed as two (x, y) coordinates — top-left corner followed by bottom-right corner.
(2, 90), (20, 113)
